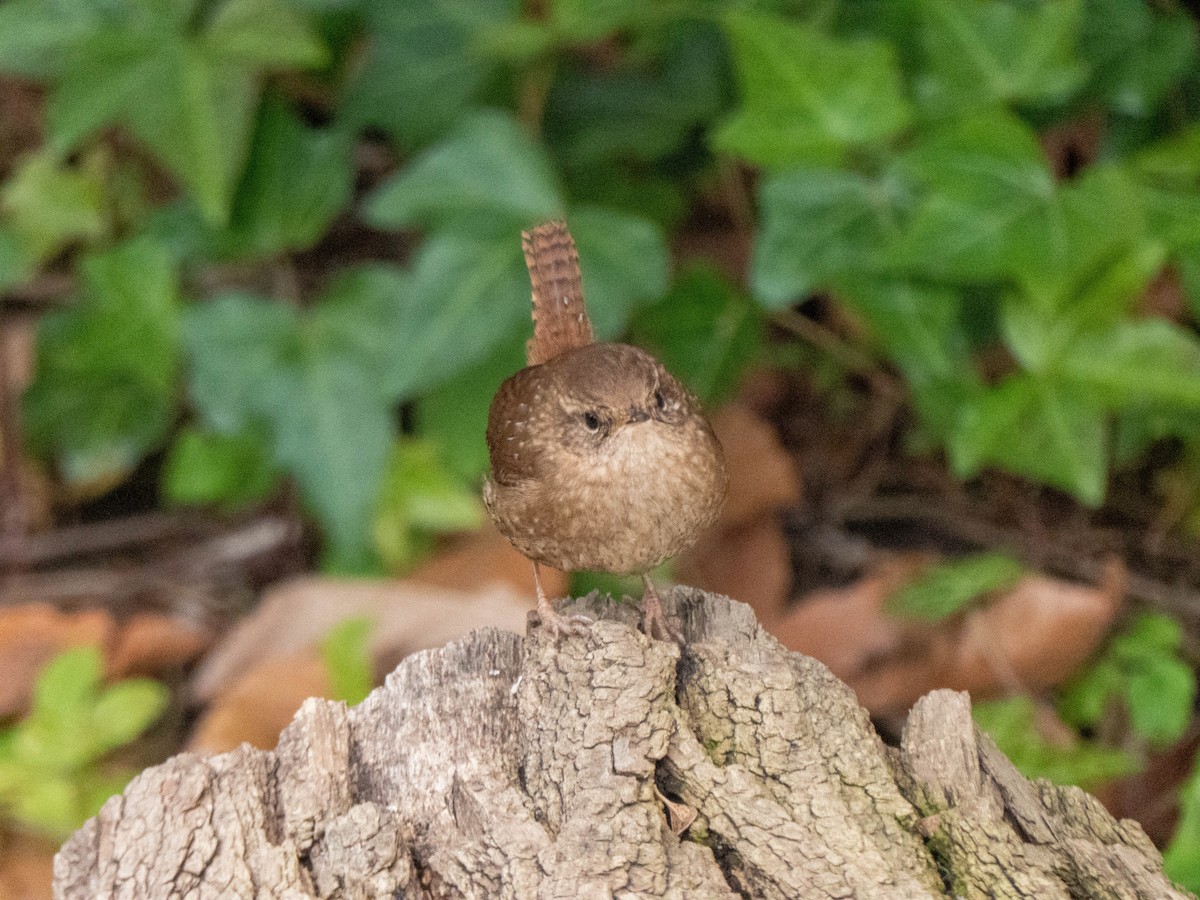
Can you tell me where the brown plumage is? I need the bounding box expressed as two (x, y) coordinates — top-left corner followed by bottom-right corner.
(522, 219), (593, 365)
(484, 220), (728, 641)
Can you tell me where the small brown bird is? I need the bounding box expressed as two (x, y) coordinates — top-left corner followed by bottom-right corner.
(484, 220), (728, 641)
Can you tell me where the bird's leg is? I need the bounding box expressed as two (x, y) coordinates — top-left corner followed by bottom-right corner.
(529, 562), (591, 639)
(640, 573), (683, 643)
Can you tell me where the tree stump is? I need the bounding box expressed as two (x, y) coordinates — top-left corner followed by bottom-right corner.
(54, 588), (1190, 899)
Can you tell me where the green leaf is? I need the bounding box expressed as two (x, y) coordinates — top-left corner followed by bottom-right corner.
(49, 27), (259, 225)
(342, 0), (517, 146)
(569, 205), (670, 338)
(31, 647), (102, 723)
(752, 168), (899, 307)
(717, 12), (911, 167)
(1, 151), (107, 262)
(544, 21), (733, 171)
(891, 112), (1056, 282)
(23, 239), (180, 490)
(1057, 319), (1200, 409)
(415, 333), (526, 480)
(1059, 659), (1121, 728)
(1165, 761), (1200, 891)
(973, 697), (1136, 789)
(90, 680), (169, 753)
(320, 617), (374, 706)
(182, 293), (297, 434)
(841, 278), (981, 440)
(951, 374), (1107, 505)
(915, 0), (1086, 114)
(221, 94), (354, 258)
(266, 348), (394, 572)
(1126, 656), (1194, 745)
(1060, 612), (1196, 746)
(1015, 166), (1154, 316)
(364, 109), (562, 232)
(886, 552), (1023, 621)
(0, 227), (34, 291)
(630, 265), (761, 405)
(202, 0), (328, 69)
(373, 439), (484, 573)
(183, 278), (402, 571)
(385, 227), (530, 398)
(0, 0), (100, 78)
(1078, 0), (1198, 118)
(163, 426), (279, 509)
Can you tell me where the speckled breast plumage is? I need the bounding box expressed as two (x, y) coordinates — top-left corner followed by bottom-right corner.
(483, 343), (727, 576)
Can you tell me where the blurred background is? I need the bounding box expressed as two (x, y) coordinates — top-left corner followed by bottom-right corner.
(2, 0), (1200, 893)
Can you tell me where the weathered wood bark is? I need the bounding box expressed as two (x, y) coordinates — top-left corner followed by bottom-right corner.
(54, 588), (1190, 899)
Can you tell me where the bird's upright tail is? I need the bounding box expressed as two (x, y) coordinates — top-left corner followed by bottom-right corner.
(522, 219), (594, 366)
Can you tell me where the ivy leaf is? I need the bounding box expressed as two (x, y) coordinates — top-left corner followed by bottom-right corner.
(386, 227), (530, 398)
(342, 0), (518, 147)
(1078, 0), (1198, 118)
(951, 374), (1107, 505)
(320, 618), (374, 706)
(24, 239), (180, 491)
(268, 351), (393, 572)
(182, 293), (297, 434)
(569, 205), (670, 338)
(752, 168), (899, 307)
(1061, 613), (1196, 746)
(364, 109), (562, 232)
(717, 12), (910, 168)
(373, 439), (484, 573)
(839, 278), (979, 440)
(915, 0), (1086, 114)
(1, 151), (107, 263)
(415, 334), (526, 480)
(544, 21), (733, 172)
(201, 0), (328, 69)
(974, 697), (1136, 789)
(0, 0), (101, 78)
(891, 112), (1056, 282)
(219, 93), (354, 258)
(162, 426), (279, 510)
(630, 265), (761, 406)
(886, 553), (1023, 621)
(49, 27), (259, 226)
(1057, 319), (1200, 410)
(1165, 761), (1200, 891)
(183, 275), (405, 571)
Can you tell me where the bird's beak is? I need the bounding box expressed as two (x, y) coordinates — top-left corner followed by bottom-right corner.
(627, 406), (650, 424)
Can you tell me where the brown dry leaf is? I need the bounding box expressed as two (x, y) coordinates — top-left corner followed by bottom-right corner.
(191, 577), (530, 703)
(707, 402), (802, 529)
(188, 650), (330, 753)
(0, 829), (55, 900)
(677, 516), (792, 628)
(0, 604), (115, 717)
(773, 556), (1123, 720)
(412, 520), (569, 599)
(107, 613), (213, 679)
(676, 401), (800, 620)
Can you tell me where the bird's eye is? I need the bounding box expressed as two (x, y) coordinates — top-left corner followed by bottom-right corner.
(583, 411), (601, 431)
(654, 390), (666, 411)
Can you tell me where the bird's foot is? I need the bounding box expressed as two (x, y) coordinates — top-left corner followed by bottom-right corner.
(640, 578), (684, 644)
(530, 593), (592, 640)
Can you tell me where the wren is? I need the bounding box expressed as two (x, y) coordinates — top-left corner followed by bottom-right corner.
(483, 220), (728, 641)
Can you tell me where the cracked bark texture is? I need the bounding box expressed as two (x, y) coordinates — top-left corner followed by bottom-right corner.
(54, 588), (1190, 899)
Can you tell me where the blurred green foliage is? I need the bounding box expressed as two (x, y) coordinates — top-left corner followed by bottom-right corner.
(886, 551), (1024, 620)
(0, 0), (1197, 569)
(0, 0), (1198, 867)
(0, 647), (168, 838)
(320, 616), (374, 706)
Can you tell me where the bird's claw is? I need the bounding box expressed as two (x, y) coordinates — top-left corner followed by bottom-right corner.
(641, 603), (684, 644)
(529, 605), (592, 640)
